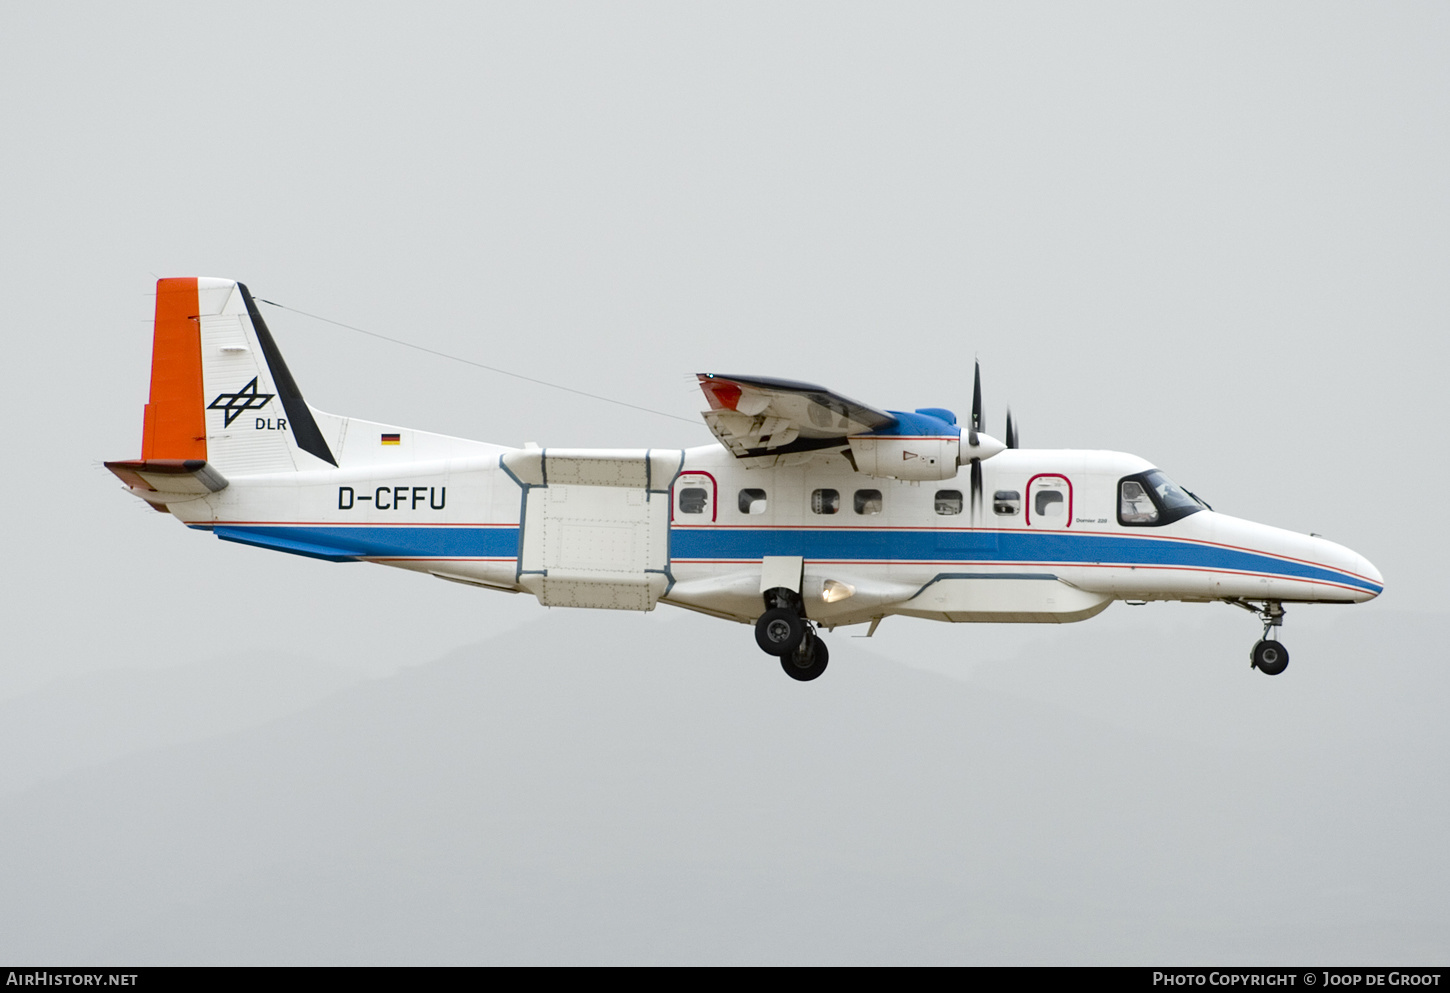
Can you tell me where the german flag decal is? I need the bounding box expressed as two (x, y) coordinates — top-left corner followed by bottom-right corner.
(381, 433), (401, 445)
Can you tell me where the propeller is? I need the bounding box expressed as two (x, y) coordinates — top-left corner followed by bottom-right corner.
(1005, 408), (1018, 450)
(959, 361), (1005, 521)
(970, 456), (983, 521)
(968, 362), (982, 448)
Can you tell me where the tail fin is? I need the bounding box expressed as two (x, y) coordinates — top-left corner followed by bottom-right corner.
(137, 277), (338, 474)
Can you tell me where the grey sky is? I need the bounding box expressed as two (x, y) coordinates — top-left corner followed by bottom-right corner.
(1, 2), (1446, 963)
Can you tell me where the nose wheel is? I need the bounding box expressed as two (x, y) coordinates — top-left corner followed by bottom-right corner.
(1250, 638), (1289, 676)
(1227, 599), (1290, 676)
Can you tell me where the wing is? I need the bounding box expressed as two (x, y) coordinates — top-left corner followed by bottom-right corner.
(695, 373), (898, 458)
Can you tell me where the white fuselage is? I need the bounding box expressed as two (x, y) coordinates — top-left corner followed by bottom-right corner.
(165, 439), (1383, 629)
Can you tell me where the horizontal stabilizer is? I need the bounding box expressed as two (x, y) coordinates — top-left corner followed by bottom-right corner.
(105, 459), (229, 496)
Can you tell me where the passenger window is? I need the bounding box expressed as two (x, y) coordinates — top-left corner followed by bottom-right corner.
(811, 489), (840, 515)
(1119, 480), (1158, 524)
(993, 490), (1021, 515)
(854, 489), (883, 515)
(1035, 490), (1064, 517)
(679, 487), (707, 514)
(934, 490), (963, 515)
(738, 488), (768, 515)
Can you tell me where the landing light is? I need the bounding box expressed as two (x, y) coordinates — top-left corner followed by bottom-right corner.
(822, 580), (855, 603)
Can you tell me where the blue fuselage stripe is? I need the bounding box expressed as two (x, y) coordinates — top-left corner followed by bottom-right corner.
(203, 524), (1380, 594)
(669, 528), (1380, 593)
(208, 525), (522, 559)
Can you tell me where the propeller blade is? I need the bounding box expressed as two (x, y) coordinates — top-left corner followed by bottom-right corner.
(1005, 408), (1018, 450)
(969, 361), (982, 448)
(970, 458), (982, 521)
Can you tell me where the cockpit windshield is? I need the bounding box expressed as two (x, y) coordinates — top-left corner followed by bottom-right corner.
(1146, 470), (1201, 511)
(1117, 469), (1206, 527)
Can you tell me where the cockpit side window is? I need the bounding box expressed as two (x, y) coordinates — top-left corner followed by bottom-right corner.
(1117, 470), (1205, 527)
(1119, 480), (1158, 524)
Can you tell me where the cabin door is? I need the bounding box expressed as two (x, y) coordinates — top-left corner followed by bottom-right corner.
(1026, 474), (1072, 528)
(673, 471), (717, 523)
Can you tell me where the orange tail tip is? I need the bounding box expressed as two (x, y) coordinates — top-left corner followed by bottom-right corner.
(140, 278), (207, 461)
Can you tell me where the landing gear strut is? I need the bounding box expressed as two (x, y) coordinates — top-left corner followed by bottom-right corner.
(1228, 600), (1289, 676)
(755, 587), (828, 681)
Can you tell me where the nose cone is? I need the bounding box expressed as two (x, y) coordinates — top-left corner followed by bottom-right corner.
(1207, 515), (1383, 603)
(1314, 534), (1384, 602)
(1347, 546), (1384, 600)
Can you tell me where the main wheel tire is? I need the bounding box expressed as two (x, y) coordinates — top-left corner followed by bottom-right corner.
(781, 633), (829, 681)
(755, 607), (806, 657)
(1251, 639), (1289, 676)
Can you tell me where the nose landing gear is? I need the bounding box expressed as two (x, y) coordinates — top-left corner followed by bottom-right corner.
(1228, 600), (1289, 676)
(755, 587), (829, 681)
(1250, 638), (1289, 676)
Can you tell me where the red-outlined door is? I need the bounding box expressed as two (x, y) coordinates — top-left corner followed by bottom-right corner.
(673, 471), (717, 524)
(1025, 474), (1072, 528)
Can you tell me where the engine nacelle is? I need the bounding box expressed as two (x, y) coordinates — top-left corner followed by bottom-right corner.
(848, 435), (960, 480)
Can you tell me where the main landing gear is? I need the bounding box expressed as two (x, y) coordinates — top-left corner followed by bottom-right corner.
(1228, 600), (1290, 676)
(756, 588), (829, 681)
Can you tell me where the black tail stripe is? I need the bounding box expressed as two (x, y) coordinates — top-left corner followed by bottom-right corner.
(238, 283), (338, 467)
